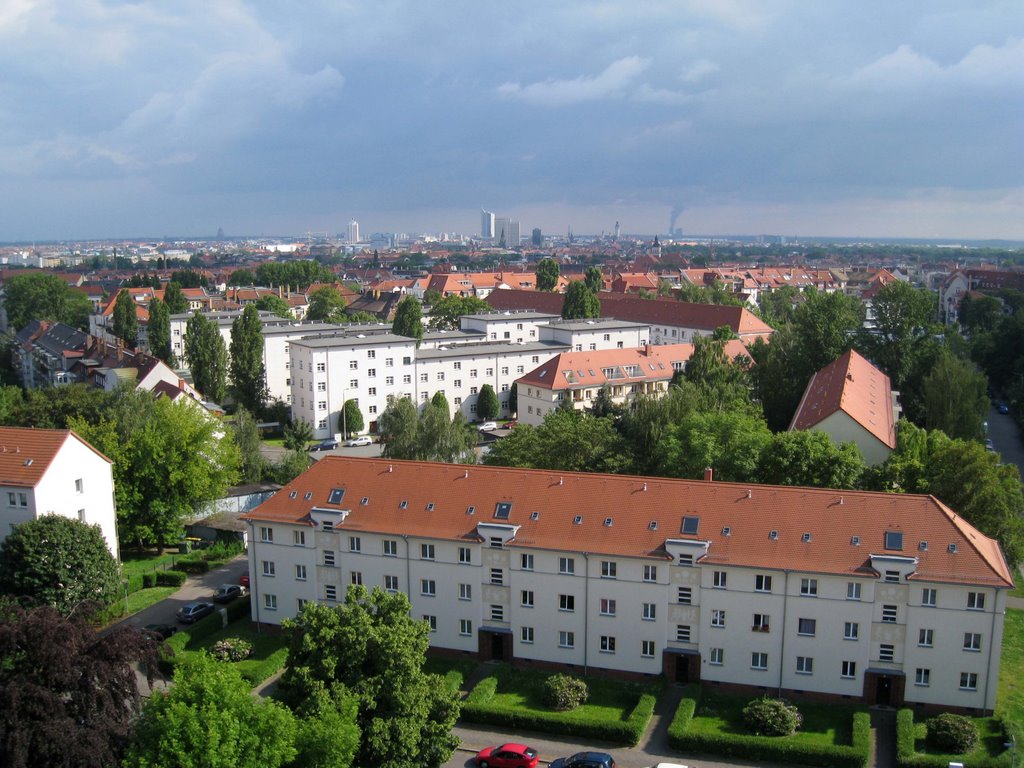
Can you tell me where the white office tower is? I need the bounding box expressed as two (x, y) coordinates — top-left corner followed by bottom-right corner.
(494, 217), (520, 247)
(347, 220), (360, 243)
(481, 209), (495, 239)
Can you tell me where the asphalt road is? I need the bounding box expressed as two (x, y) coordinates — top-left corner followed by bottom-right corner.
(987, 405), (1024, 477)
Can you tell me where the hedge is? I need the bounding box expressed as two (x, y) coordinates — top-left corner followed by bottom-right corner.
(176, 558), (210, 574)
(155, 570), (187, 587)
(895, 709), (1012, 768)
(226, 595), (252, 623)
(667, 688), (869, 768)
(237, 647), (290, 686)
(142, 573), (157, 588)
(461, 666), (658, 745)
(125, 572), (144, 594)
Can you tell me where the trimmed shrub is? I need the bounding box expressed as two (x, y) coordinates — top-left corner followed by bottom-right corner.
(544, 673), (589, 711)
(155, 569), (187, 587)
(225, 595), (252, 623)
(237, 647), (290, 686)
(125, 572), (144, 594)
(142, 572), (157, 588)
(211, 637), (253, 662)
(186, 608), (226, 645)
(176, 558), (210, 574)
(743, 697), (802, 736)
(926, 713), (978, 754)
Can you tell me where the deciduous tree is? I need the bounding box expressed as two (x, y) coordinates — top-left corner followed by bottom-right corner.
(3, 271), (92, 331)
(232, 407), (268, 484)
(255, 294), (292, 318)
(391, 296), (423, 345)
(162, 281), (189, 314)
(857, 280), (936, 388)
(228, 268), (257, 287)
(184, 311), (227, 403)
(146, 296), (174, 365)
(341, 399), (364, 436)
(584, 266), (603, 293)
(378, 397), (419, 460)
(476, 383), (499, 421)
(756, 430), (865, 489)
(307, 286), (348, 323)
(536, 257), (560, 292)
(284, 418), (315, 452)
(658, 410), (771, 482)
(922, 350), (988, 441)
(428, 294), (490, 330)
(112, 290), (139, 347)
(230, 304), (269, 415)
(484, 409), (627, 473)
(561, 280), (600, 320)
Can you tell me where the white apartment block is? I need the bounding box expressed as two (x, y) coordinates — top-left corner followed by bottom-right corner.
(243, 458), (1011, 713)
(0, 427), (119, 560)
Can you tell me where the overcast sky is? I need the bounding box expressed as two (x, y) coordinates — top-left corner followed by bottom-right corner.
(1, 1), (1022, 241)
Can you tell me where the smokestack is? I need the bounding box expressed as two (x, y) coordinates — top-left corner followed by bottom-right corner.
(704, 467), (713, 482)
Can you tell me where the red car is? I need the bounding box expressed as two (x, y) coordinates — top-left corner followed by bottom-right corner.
(476, 743), (539, 768)
(238, 574), (250, 588)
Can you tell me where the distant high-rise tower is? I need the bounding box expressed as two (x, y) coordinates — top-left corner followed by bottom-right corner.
(347, 220), (360, 243)
(494, 217), (520, 248)
(532, 228), (542, 246)
(481, 209), (495, 239)
(614, 221), (620, 241)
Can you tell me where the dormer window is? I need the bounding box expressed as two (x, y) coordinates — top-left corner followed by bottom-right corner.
(884, 531), (904, 551)
(327, 488), (344, 504)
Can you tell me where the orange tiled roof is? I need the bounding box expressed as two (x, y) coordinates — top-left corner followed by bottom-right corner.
(242, 457), (1013, 588)
(789, 348), (896, 450)
(0, 427), (110, 488)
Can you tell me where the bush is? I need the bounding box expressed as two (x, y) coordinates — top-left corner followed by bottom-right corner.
(211, 637), (253, 662)
(926, 713), (978, 754)
(125, 572), (144, 594)
(743, 697), (803, 737)
(544, 673), (589, 711)
(142, 573), (157, 588)
(201, 540), (245, 563)
(176, 558), (210, 574)
(155, 570), (187, 587)
(225, 595), (252, 623)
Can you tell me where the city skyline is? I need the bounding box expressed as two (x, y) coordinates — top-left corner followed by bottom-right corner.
(0, 2), (1021, 242)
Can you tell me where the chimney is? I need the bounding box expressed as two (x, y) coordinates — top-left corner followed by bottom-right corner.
(704, 467), (714, 482)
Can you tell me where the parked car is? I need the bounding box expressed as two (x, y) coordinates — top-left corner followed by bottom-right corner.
(212, 584), (247, 603)
(478, 421), (498, 432)
(238, 574), (250, 588)
(645, 764), (689, 768)
(142, 623), (178, 641)
(997, 402), (1010, 414)
(550, 753), (617, 768)
(985, 438), (996, 452)
(176, 601), (216, 624)
(504, 419), (519, 428)
(309, 438), (340, 451)
(344, 435), (373, 447)
(475, 743), (539, 768)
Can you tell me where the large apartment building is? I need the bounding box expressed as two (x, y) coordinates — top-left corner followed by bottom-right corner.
(242, 457), (1011, 714)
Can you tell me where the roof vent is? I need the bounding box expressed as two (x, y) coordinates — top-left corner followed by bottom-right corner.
(399, 500), (408, 509)
(466, 505), (476, 515)
(722, 526), (731, 537)
(289, 491), (297, 499)
(746, 489), (753, 499)
(573, 515), (583, 525)
(948, 543), (958, 553)
(642, 483), (647, 492)
(426, 503), (435, 511)
(648, 520), (658, 531)
(851, 536), (861, 546)
(919, 540), (928, 551)
(802, 532), (812, 543)
(559, 476), (564, 486)
(530, 511), (539, 521)
(388, 464), (393, 473)
(603, 517), (613, 527)
(22, 458), (32, 467)
(769, 530), (779, 540)
(360, 497), (369, 506)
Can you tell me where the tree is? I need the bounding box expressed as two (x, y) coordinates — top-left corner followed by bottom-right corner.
(658, 410), (772, 483)
(484, 409), (627, 473)
(756, 430), (865, 489)
(341, 399), (364, 436)
(415, 393), (475, 463)
(284, 418), (315, 452)
(256, 294), (292, 318)
(125, 654), (304, 768)
(476, 383), (499, 421)
(857, 280), (936, 388)
(270, 449), (313, 485)
(162, 281), (189, 314)
(184, 311), (228, 403)
(747, 328), (815, 432)
(2, 271), (92, 331)
(536, 258), (560, 291)
(591, 385), (618, 418)
(922, 351), (989, 441)
(307, 286), (348, 323)
(676, 281), (744, 306)
(682, 333), (752, 411)
(960, 293), (1004, 334)
(507, 381), (518, 416)
(561, 280), (601, 320)
(278, 588), (460, 768)
(146, 296), (175, 365)
(618, 385), (701, 475)
(757, 285), (800, 326)
(378, 397), (419, 460)
(0, 516), (119, 615)
(169, 269), (207, 289)
(71, 388), (240, 547)
(230, 304), (269, 415)
(342, 310), (382, 324)
(391, 296), (424, 345)
(793, 289), (865, 374)
(584, 266), (603, 294)
(232, 408), (268, 484)
(428, 294), (490, 330)
(422, 288), (442, 306)
(228, 268), (257, 287)
(11, 384), (112, 429)
(112, 290), (139, 347)
(0, 602), (158, 768)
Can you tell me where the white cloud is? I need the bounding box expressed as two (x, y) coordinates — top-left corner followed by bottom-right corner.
(679, 58), (720, 83)
(496, 56), (650, 106)
(631, 84), (695, 105)
(848, 37), (1024, 89)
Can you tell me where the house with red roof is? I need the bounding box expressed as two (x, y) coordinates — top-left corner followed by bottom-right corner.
(789, 348), (899, 466)
(0, 427), (118, 558)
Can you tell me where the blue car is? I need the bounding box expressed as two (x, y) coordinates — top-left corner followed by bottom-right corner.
(549, 753), (617, 768)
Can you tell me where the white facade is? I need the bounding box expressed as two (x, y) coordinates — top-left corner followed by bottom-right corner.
(481, 209), (495, 239)
(538, 319), (649, 351)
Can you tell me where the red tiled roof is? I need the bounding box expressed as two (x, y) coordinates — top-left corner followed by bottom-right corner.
(789, 348), (896, 450)
(242, 457), (1013, 587)
(0, 427), (111, 488)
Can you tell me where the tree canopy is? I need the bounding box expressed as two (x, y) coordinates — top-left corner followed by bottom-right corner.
(184, 311), (228, 403)
(476, 383), (499, 421)
(146, 296), (174, 365)
(535, 257), (560, 291)
(391, 296), (423, 345)
(307, 286), (348, 323)
(230, 304), (269, 415)
(561, 280), (601, 320)
(2, 272), (92, 331)
(584, 266), (604, 293)
(857, 280), (937, 389)
(256, 294), (292, 318)
(922, 350), (989, 441)
(113, 290), (139, 347)
(427, 294), (490, 330)
(484, 409), (627, 473)
(755, 430), (865, 489)
(378, 397), (419, 460)
(162, 281), (189, 314)
(341, 399), (364, 436)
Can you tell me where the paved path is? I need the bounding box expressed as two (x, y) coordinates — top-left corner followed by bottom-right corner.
(870, 709), (897, 768)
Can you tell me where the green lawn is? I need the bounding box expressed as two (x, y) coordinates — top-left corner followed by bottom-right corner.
(999, 608), (1024, 739)
(95, 586), (178, 626)
(908, 715), (1009, 763)
(121, 549), (182, 579)
(167, 616), (290, 686)
(423, 656), (479, 692)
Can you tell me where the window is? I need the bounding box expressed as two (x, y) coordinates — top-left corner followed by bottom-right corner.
(677, 587), (692, 605)
(350, 571), (362, 585)
(386, 376), (394, 385)
(752, 613), (770, 632)
(796, 656), (814, 675)
(490, 604), (504, 621)
(797, 618), (816, 636)
(710, 647), (724, 665)
(488, 536), (503, 549)
(847, 582), (862, 601)
(77, 508), (85, 522)
(459, 583), (472, 601)
(642, 602), (656, 621)
(921, 588), (937, 607)
(964, 633), (982, 652)
(420, 579), (436, 596)
(713, 571), (727, 589)
(490, 568), (503, 585)
(844, 622), (859, 640)
(559, 557), (575, 575)
(676, 625), (692, 643)
(919, 628), (934, 647)
(521, 553), (534, 570)
(420, 373), (428, 383)
(643, 565), (658, 582)
(424, 615), (437, 632)
(317, 382), (326, 391)
(882, 604), (898, 623)
(293, 530), (306, 546)
(420, 543), (435, 560)
(678, 553), (693, 567)
(600, 598), (617, 616)
(384, 575), (399, 592)
(879, 643), (895, 662)
(960, 672), (978, 691)
(559, 594), (575, 612)
(383, 539), (397, 557)
(884, 570), (900, 583)
(348, 536), (361, 553)
(751, 652), (768, 670)
(459, 547), (472, 564)
(521, 590), (534, 607)
(75, 478), (83, 494)
(559, 631), (575, 649)
(841, 661), (857, 679)
(755, 574), (773, 592)
(711, 609), (726, 628)
(262, 561), (275, 577)
(324, 585), (337, 601)
(601, 561), (617, 579)
(259, 526), (273, 543)
(884, 530), (904, 550)
(297, 598), (307, 610)
(295, 564), (307, 580)
(349, 360), (357, 370)
(642, 640), (656, 658)
(914, 668), (931, 686)
(967, 592), (986, 610)
(385, 357), (393, 367)
(521, 626), (534, 644)
(460, 619), (472, 636)
(264, 594), (277, 610)
(800, 578), (818, 596)
(322, 550), (335, 567)
(600, 635), (616, 653)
